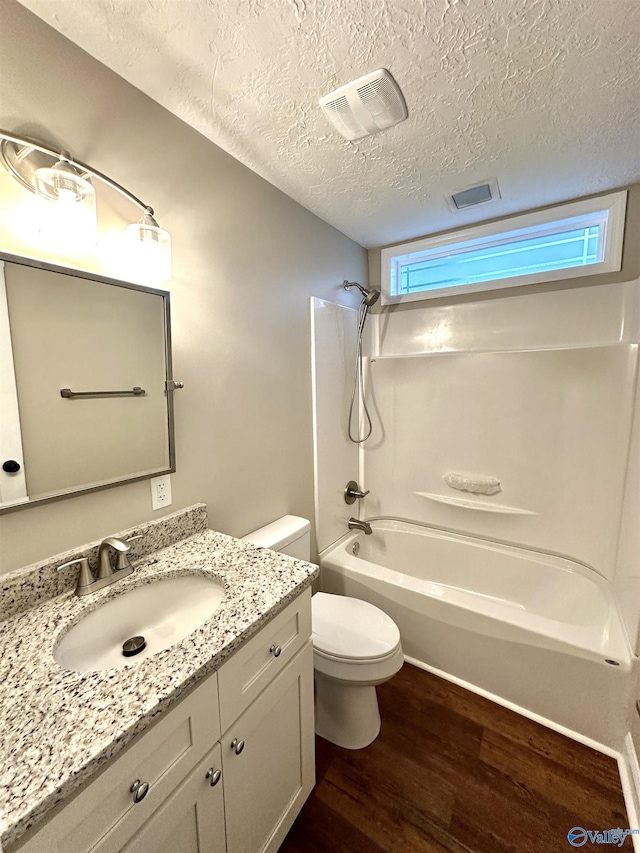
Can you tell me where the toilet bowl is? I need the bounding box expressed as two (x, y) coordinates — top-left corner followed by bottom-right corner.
(242, 517), (403, 750)
(312, 592), (403, 750)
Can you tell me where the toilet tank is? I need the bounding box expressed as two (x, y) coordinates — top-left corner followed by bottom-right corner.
(242, 515), (311, 561)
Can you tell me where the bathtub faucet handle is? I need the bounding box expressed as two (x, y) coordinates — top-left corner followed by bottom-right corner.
(344, 481), (370, 505)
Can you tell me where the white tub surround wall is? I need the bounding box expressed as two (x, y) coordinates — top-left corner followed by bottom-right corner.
(373, 279), (640, 357)
(619, 383), (640, 842)
(615, 375), (640, 654)
(363, 279), (640, 580)
(620, 374), (640, 849)
(362, 346), (636, 579)
(310, 298), (359, 552)
(0, 523), (318, 849)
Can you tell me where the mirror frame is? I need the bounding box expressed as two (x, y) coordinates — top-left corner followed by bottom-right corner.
(0, 251), (176, 513)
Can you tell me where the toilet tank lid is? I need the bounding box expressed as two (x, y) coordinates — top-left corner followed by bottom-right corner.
(242, 515), (310, 550)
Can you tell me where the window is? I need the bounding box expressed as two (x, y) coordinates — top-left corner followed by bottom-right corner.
(381, 191), (627, 305)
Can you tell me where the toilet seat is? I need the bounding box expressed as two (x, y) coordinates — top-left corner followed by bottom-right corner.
(313, 644), (400, 665)
(312, 592), (401, 661)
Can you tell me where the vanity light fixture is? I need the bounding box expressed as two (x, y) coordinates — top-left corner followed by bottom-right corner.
(0, 130), (172, 280)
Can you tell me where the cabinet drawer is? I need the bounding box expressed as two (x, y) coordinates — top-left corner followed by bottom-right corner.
(15, 671), (220, 853)
(218, 588), (311, 732)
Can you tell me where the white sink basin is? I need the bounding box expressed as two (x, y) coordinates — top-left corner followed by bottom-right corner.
(54, 575), (225, 673)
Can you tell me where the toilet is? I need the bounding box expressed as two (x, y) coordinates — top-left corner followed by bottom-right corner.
(243, 516), (403, 750)
(311, 591), (403, 749)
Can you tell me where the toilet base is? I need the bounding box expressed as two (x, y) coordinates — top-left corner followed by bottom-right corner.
(314, 673), (381, 750)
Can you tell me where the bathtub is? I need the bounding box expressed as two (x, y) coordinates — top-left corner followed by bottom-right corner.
(320, 518), (633, 750)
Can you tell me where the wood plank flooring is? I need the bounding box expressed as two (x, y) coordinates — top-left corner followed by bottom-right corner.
(280, 663), (632, 853)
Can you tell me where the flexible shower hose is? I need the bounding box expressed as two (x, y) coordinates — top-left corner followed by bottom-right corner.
(347, 297), (373, 443)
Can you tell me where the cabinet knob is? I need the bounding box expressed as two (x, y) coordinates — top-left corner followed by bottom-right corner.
(2, 460), (21, 474)
(130, 779), (150, 803)
(206, 768), (222, 787)
(230, 738), (245, 755)
(269, 644), (282, 658)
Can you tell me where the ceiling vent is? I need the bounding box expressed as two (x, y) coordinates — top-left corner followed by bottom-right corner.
(447, 178), (501, 211)
(319, 69), (408, 141)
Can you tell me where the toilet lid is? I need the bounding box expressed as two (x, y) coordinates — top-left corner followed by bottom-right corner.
(312, 593), (400, 660)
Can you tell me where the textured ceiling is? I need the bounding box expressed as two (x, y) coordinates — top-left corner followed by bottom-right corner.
(17, 0), (640, 248)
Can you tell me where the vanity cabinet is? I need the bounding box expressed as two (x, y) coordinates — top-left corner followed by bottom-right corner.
(12, 588), (314, 853)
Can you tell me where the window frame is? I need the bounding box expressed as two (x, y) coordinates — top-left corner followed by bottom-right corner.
(380, 191), (627, 306)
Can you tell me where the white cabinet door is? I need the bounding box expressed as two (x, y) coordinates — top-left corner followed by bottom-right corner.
(222, 642), (314, 853)
(120, 744), (226, 853)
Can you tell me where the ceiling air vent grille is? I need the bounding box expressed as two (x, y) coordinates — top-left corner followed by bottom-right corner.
(319, 69), (408, 141)
(447, 179), (501, 211)
(321, 95), (366, 140)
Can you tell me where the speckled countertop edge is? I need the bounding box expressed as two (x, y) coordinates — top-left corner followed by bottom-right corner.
(0, 528), (318, 849)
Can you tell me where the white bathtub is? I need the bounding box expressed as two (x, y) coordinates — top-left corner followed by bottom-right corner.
(320, 518), (633, 750)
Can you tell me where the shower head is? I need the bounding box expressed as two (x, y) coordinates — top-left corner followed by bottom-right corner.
(343, 280), (380, 307)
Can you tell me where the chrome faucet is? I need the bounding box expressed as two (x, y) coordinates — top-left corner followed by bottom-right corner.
(348, 518), (373, 535)
(57, 535), (142, 596)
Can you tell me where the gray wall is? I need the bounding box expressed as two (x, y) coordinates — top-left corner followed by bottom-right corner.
(0, 1), (367, 573)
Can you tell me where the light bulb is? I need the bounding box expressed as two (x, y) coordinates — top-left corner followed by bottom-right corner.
(56, 186), (78, 207)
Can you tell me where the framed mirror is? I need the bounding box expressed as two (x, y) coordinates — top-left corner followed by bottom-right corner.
(0, 252), (176, 512)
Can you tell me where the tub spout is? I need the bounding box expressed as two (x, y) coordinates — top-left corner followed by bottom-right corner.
(348, 518), (372, 535)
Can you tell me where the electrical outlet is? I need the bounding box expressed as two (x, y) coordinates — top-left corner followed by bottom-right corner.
(150, 474), (172, 510)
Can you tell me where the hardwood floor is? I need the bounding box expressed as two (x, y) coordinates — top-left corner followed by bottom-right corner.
(280, 664), (632, 853)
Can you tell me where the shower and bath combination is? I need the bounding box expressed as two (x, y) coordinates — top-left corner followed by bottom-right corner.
(343, 280), (380, 443)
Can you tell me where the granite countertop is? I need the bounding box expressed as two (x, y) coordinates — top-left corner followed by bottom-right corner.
(0, 528), (318, 849)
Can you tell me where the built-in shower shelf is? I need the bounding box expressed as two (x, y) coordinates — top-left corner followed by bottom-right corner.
(415, 491), (537, 515)
(370, 353), (472, 361)
(369, 343), (626, 360)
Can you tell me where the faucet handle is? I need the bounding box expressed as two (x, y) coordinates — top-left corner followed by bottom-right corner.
(57, 557), (94, 593)
(101, 536), (130, 552)
(114, 535), (143, 571)
(344, 481), (370, 505)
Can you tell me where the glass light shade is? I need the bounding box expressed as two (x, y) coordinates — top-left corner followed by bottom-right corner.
(126, 211), (172, 282)
(34, 159), (94, 203)
(33, 160), (97, 250)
